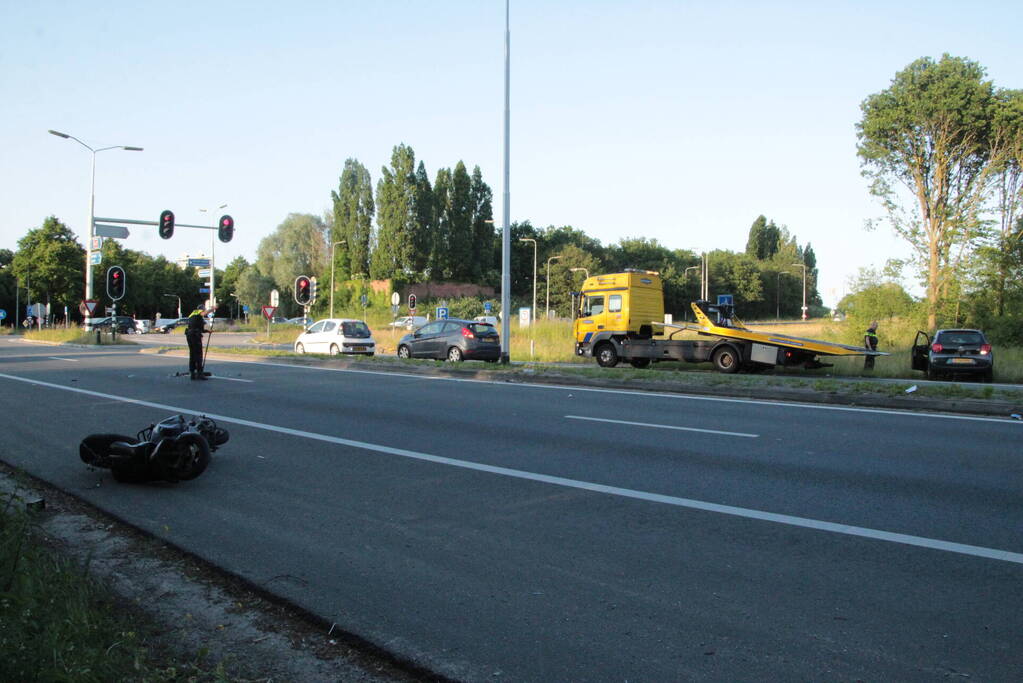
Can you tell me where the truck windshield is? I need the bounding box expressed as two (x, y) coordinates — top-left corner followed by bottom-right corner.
(582, 295), (604, 317)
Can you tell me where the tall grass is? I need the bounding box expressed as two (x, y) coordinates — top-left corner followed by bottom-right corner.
(0, 490), (230, 680)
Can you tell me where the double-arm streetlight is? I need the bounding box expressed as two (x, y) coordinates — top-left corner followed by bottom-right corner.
(329, 240), (347, 318)
(48, 129), (143, 306)
(519, 237), (537, 323)
(545, 255), (562, 319)
(199, 204), (228, 311)
(790, 262), (807, 320)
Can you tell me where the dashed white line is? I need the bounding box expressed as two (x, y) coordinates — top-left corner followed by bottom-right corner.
(1, 370), (1021, 566)
(47, 357), (80, 362)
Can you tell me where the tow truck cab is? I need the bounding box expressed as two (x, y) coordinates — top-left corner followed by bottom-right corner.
(574, 270), (663, 346)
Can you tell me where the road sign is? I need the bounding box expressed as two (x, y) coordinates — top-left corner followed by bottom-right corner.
(242, 305), (249, 313)
(91, 236), (103, 250)
(261, 305), (277, 321)
(90, 252), (102, 265)
(187, 258), (211, 268)
(436, 306), (449, 319)
(94, 224), (130, 239)
(360, 294), (368, 306)
(717, 294), (733, 306)
(197, 268), (212, 278)
(270, 289), (279, 307)
(391, 292), (400, 306)
(0, 309), (6, 320)
(484, 301), (492, 312)
(79, 300), (98, 317)
(199, 287), (210, 294)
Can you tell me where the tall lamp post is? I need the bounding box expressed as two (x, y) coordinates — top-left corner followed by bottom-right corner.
(199, 204), (228, 312)
(519, 237), (537, 323)
(545, 254), (562, 320)
(329, 240), (347, 318)
(791, 262), (807, 320)
(163, 293), (182, 319)
(569, 267), (588, 320)
(48, 129), (143, 306)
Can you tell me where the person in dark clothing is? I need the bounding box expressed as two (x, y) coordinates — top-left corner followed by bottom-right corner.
(863, 320), (879, 370)
(185, 308), (211, 380)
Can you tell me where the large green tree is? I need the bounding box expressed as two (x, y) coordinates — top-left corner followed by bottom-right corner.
(371, 144), (418, 279)
(331, 158), (375, 280)
(11, 217), (85, 318)
(256, 213), (328, 298)
(857, 54), (997, 330)
(469, 165), (494, 283)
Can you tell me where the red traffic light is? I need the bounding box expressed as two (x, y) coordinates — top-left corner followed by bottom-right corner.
(159, 210), (175, 239)
(295, 275), (312, 305)
(106, 265), (126, 300)
(218, 214), (234, 243)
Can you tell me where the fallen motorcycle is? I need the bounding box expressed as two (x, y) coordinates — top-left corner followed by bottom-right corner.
(80, 414), (229, 483)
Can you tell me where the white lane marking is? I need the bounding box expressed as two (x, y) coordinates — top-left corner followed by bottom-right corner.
(566, 414), (757, 438)
(194, 356), (1021, 425)
(48, 357), (80, 362)
(209, 375), (254, 383)
(2, 371), (1021, 566)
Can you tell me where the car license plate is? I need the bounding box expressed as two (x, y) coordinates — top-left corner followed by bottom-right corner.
(950, 357), (974, 365)
(352, 346), (365, 351)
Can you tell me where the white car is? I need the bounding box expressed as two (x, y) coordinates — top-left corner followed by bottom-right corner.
(294, 318), (376, 356)
(389, 315), (428, 330)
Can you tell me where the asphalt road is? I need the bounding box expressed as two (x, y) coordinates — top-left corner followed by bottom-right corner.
(1, 339), (1021, 681)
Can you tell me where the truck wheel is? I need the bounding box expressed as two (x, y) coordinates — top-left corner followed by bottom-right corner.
(595, 343), (619, 368)
(629, 358), (651, 369)
(712, 346), (740, 374)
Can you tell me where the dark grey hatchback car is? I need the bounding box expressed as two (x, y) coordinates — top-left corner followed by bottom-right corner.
(912, 328), (994, 381)
(396, 319), (501, 362)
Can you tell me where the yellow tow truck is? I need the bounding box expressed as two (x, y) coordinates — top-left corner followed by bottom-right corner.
(573, 270), (886, 373)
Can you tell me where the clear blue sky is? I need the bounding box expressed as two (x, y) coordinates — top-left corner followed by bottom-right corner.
(2, 1), (1020, 307)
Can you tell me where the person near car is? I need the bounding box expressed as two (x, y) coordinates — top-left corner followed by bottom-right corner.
(864, 320), (879, 370)
(184, 307), (212, 380)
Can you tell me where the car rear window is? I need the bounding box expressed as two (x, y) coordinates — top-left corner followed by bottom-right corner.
(342, 321), (371, 338)
(467, 323), (497, 337)
(936, 331), (985, 345)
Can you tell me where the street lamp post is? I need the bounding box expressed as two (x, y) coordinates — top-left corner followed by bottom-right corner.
(48, 130), (143, 307)
(329, 240), (347, 318)
(545, 255), (562, 320)
(519, 238), (537, 323)
(569, 268), (588, 320)
(199, 204), (228, 312)
(163, 294), (182, 319)
(569, 267), (589, 280)
(791, 263), (807, 320)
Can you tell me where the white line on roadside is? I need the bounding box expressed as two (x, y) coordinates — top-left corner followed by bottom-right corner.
(47, 357), (79, 362)
(209, 375), (254, 383)
(566, 415), (758, 438)
(1, 370), (1021, 566)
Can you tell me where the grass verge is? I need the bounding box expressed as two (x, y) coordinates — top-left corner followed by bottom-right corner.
(24, 329), (137, 345)
(0, 487), (234, 681)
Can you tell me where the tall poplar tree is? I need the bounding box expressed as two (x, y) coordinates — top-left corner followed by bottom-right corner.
(371, 144), (417, 279)
(412, 161), (435, 275)
(331, 158), (374, 279)
(447, 161), (473, 280)
(469, 165), (494, 282)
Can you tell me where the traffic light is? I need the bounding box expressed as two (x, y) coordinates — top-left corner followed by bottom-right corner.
(295, 275), (312, 306)
(158, 210), (175, 239)
(218, 214), (234, 243)
(309, 277), (318, 303)
(106, 266), (126, 301)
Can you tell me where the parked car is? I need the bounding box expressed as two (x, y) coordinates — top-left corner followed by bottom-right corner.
(911, 328), (994, 382)
(294, 318), (376, 356)
(474, 315), (499, 326)
(91, 316), (138, 334)
(286, 316), (314, 327)
(135, 319), (153, 334)
(396, 318), (500, 362)
(389, 315), (428, 330)
(154, 318), (184, 333)
(83, 316), (110, 332)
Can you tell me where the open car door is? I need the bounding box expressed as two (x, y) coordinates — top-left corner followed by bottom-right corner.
(911, 330), (930, 372)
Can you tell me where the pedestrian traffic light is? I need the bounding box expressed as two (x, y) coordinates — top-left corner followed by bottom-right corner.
(106, 266), (126, 301)
(158, 210), (175, 239)
(295, 276), (312, 305)
(218, 214), (234, 243)
(309, 277), (318, 303)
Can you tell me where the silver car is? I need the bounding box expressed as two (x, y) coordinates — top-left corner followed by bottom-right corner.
(294, 318), (376, 356)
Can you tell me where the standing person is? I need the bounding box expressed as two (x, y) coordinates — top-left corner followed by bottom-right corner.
(184, 307), (211, 380)
(864, 320), (879, 370)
